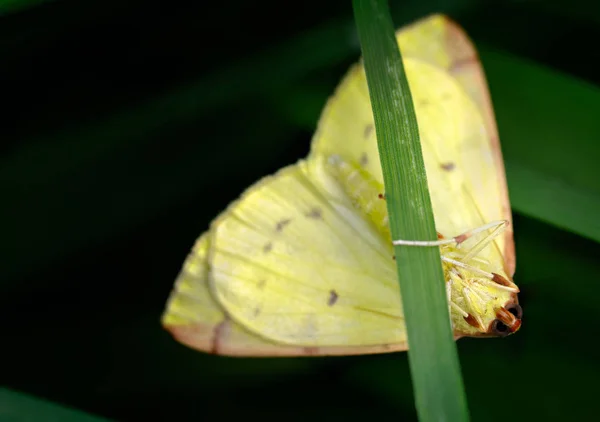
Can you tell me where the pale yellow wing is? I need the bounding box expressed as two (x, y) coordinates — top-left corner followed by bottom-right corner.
(310, 14), (514, 278)
(163, 157), (407, 356)
(209, 157), (406, 347)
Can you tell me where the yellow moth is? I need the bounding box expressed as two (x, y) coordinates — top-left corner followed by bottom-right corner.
(161, 14), (521, 356)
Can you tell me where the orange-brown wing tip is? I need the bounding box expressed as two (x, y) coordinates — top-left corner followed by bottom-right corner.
(163, 320), (288, 357)
(162, 319), (289, 357)
(163, 322), (217, 354)
(163, 321), (321, 357)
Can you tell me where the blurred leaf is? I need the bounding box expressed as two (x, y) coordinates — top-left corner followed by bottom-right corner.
(0, 388), (110, 422)
(481, 46), (600, 243)
(2, 2), (600, 421)
(0, 19), (357, 285)
(0, 0), (52, 15)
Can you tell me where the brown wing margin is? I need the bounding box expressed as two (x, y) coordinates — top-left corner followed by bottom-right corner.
(435, 16), (516, 277)
(167, 320), (407, 357)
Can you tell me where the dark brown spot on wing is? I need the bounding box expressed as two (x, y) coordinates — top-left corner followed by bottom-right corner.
(441, 162), (455, 171)
(328, 289), (338, 306)
(305, 207), (322, 219)
(257, 279), (267, 289)
(276, 218), (291, 231)
(359, 153), (368, 167)
(363, 124), (373, 139)
(378, 193), (386, 200)
(263, 242), (273, 253)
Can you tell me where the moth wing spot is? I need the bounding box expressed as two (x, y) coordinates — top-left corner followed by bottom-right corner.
(359, 153), (368, 167)
(275, 218), (292, 232)
(441, 162), (455, 171)
(305, 207), (323, 219)
(263, 242), (273, 253)
(328, 289), (339, 306)
(363, 124), (374, 139)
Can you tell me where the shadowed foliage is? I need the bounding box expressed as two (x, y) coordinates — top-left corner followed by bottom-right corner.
(1, 0), (600, 421)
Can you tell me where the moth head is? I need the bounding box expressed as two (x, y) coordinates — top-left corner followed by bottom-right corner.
(442, 245), (522, 338)
(487, 300), (522, 337)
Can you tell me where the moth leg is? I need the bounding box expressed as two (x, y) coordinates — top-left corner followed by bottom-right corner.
(392, 220), (508, 247)
(441, 256), (519, 293)
(446, 271), (468, 318)
(460, 221), (508, 262)
(446, 278), (452, 315)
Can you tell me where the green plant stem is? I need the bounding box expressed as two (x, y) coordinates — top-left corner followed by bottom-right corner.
(352, 2), (470, 421)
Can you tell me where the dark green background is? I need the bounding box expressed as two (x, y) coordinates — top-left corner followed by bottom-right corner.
(2, 0), (599, 421)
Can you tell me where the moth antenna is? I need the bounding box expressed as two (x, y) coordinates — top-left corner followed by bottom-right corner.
(392, 220), (508, 247)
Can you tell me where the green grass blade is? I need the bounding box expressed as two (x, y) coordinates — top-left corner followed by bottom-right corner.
(352, 2), (469, 421)
(0, 388), (112, 421)
(0, 0), (53, 15)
